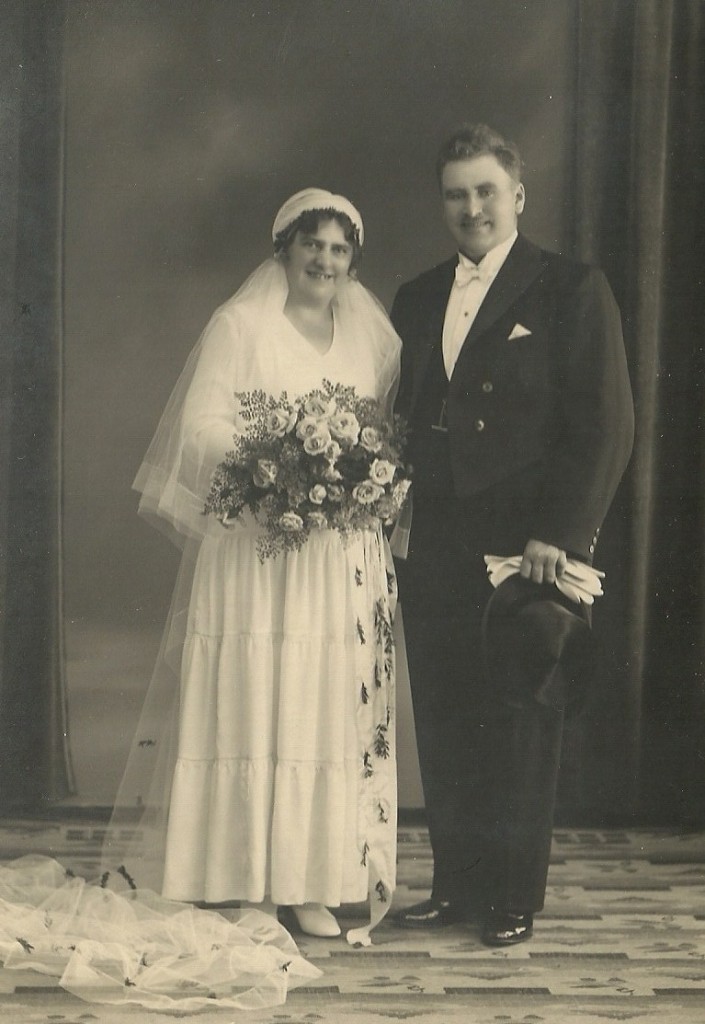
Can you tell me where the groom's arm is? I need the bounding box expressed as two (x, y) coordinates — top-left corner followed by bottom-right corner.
(527, 265), (634, 562)
(390, 283), (417, 419)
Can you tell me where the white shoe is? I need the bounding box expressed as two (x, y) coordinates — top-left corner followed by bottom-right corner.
(291, 903), (341, 937)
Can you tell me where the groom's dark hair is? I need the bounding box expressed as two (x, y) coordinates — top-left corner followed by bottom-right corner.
(436, 123), (523, 186)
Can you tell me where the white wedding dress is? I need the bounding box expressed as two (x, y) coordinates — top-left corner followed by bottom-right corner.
(160, 311), (398, 932)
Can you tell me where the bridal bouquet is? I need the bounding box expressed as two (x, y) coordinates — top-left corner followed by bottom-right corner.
(204, 379), (411, 560)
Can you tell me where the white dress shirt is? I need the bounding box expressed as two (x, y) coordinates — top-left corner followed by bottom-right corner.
(442, 231), (518, 379)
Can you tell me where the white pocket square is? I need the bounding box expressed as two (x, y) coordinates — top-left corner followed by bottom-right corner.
(508, 323), (532, 340)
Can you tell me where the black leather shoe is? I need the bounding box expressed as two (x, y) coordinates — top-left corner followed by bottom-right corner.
(481, 911), (534, 946)
(394, 897), (469, 928)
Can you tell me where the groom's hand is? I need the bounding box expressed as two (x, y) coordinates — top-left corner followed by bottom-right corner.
(520, 539), (567, 585)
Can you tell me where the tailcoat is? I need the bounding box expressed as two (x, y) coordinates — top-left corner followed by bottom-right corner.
(391, 234), (633, 911)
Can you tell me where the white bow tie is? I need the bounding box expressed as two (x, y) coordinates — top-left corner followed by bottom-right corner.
(454, 260), (489, 287)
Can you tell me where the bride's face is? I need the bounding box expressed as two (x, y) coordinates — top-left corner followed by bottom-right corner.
(283, 218), (353, 307)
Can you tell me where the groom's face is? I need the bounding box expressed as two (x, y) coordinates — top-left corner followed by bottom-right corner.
(441, 154), (525, 262)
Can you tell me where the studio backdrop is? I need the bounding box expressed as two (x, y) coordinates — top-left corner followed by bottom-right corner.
(1, 0), (703, 824)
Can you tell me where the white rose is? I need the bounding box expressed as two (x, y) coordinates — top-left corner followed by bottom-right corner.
(352, 481), (384, 505)
(309, 484), (327, 504)
(329, 411), (360, 445)
(296, 416), (323, 441)
(266, 407), (297, 437)
(279, 511), (304, 532)
(303, 395), (335, 419)
(360, 426), (383, 453)
(369, 458), (396, 486)
(323, 464), (343, 482)
(303, 431), (332, 455)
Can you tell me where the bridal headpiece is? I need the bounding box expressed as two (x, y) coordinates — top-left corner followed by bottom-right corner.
(271, 187), (365, 245)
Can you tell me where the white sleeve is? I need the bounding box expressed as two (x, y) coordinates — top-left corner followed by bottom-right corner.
(133, 308), (244, 545)
(180, 311), (240, 498)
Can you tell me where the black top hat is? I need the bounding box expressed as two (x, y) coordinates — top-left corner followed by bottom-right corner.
(482, 574), (597, 715)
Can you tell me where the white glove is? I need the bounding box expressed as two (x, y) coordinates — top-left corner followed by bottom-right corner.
(484, 554), (605, 605)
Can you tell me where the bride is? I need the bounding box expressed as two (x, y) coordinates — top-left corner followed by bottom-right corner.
(1, 189), (402, 1011)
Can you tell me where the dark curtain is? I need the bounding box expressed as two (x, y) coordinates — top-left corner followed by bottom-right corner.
(0, 0), (73, 812)
(560, 0), (705, 825)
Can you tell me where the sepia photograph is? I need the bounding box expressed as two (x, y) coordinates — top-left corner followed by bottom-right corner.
(1, 1), (704, 1022)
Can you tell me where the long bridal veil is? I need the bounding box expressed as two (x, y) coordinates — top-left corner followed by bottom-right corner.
(0, 854), (320, 1011)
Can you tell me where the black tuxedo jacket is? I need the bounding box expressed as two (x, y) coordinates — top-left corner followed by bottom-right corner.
(391, 234), (634, 559)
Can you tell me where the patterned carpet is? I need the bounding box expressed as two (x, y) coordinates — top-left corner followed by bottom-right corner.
(1, 817), (704, 1023)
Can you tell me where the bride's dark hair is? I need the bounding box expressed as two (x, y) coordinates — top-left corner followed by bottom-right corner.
(273, 208), (362, 273)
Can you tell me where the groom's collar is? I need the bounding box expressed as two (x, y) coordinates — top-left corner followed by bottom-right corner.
(457, 230), (518, 281)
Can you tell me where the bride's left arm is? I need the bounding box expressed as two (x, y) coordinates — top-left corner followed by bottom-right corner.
(179, 310), (242, 499)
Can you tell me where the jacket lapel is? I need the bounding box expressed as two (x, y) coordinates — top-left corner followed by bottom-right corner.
(459, 234), (546, 353)
(409, 258), (455, 412)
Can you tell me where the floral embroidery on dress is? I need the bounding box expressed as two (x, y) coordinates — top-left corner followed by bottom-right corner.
(346, 528), (397, 944)
(374, 722), (391, 759)
(117, 865), (137, 890)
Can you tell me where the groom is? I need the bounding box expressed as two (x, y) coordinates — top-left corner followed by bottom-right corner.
(391, 124), (633, 944)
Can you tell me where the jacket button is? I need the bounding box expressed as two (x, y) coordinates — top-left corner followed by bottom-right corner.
(475, 419), (485, 432)
(589, 544), (595, 554)
(482, 381), (493, 393)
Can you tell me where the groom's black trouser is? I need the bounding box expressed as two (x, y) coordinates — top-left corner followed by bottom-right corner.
(397, 488), (565, 914)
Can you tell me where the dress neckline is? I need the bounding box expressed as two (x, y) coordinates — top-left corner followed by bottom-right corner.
(282, 308), (337, 359)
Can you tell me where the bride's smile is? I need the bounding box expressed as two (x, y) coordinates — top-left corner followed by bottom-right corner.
(283, 220), (353, 306)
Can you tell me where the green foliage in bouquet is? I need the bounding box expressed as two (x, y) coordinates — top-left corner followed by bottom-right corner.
(204, 379), (411, 560)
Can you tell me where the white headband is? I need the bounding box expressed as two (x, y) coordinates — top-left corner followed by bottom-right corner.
(271, 188), (364, 246)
